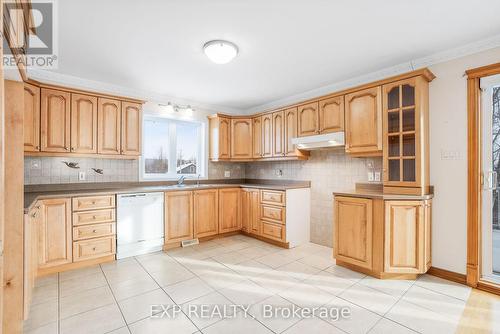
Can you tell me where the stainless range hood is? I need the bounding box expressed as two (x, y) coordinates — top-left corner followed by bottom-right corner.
(291, 132), (345, 150)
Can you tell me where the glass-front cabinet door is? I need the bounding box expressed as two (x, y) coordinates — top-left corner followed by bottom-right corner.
(382, 76), (430, 194)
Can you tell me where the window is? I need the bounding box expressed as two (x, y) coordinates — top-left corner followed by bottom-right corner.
(141, 116), (205, 180)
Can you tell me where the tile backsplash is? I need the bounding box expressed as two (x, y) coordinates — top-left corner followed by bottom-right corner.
(245, 149), (382, 247)
(24, 157), (140, 184)
(25, 157), (246, 185)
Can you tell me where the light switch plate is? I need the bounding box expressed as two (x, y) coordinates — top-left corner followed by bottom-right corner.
(275, 169), (283, 177)
(368, 172), (374, 182)
(79, 171), (86, 181)
(224, 171), (230, 178)
(374, 172), (381, 182)
(30, 159), (41, 169)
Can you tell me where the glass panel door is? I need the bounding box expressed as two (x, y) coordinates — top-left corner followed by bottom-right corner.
(481, 74), (500, 282)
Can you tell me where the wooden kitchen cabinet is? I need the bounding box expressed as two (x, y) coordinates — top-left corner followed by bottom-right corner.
(383, 76), (430, 195)
(334, 196), (373, 270)
(252, 116), (262, 158)
(98, 98), (121, 155)
(38, 198), (72, 269)
(297, 102), (319, 136)
(209, 116), (231, 160)
(272, 111), (285, 157)
(23, 83), (40, 152)
(261, 114), (273, 158)
(194, 189), (219, 238)
(164, 191), (194, 243)
(231, 118), (253, 159)
(384, 200), (431, 274)
(121, 101), (142, 156)
(218, 188), (241, 233)
(284, 107), (298, 156)
(319, 96), (344, 133)
(24, 205), (40, 319)
(345, 86), (382, 156)
(71, 93), (98, 154)
(40, 88), (71, 153)
(241, 188), (260, 235)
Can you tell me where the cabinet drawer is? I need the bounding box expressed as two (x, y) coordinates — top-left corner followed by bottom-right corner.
(260, 190), (285, 206)
(72, 195), (115, 211)
(73, 236), (116, 262)
(73, 208), (115, 226)
(261, 205), (285, 223)
(261, 221), (284, 241)
(73, 223), (116, 241)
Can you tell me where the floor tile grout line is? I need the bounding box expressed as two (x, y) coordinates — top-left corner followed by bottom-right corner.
(413, 278), (470, 302)
(134, 255), (204, 333)
(98, 262), (131, 333)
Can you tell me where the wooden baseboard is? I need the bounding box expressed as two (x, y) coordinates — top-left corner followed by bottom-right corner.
(427, 266), (467, 285)
(477, 280), (500, 296)
(240, 231), (289, 248)
(37, 255), (115, 277)
(335, 260), (417, 280)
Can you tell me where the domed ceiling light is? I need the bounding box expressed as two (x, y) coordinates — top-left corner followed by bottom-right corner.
(203, 40), (238, 64)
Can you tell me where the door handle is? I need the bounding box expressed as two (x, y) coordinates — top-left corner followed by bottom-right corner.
(484, 171), (498, 190)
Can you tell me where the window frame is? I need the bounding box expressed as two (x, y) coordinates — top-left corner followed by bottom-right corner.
(140, 115), (206, 181)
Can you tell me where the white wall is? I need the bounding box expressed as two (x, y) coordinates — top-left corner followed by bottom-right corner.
(428, 46), (500, 274)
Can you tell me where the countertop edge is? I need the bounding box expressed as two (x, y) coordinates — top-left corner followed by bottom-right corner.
(332, 191), (434, 201)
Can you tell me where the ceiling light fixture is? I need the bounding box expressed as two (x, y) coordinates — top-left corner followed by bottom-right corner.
(159, 103), (195, 114)
(203, 40), (238, 64)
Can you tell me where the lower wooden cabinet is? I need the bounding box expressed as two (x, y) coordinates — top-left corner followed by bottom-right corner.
(261, 221), (284, 242)
(194, 189), (219, 238)
(384, 200), (432, 273)
(219, 188), (241, 233)
(73, 236), (116, 262)
(241, 188), (260, 235)
(24, 206), (41, 319)
(334, 196), (373, 270)
(333, 195), (432, 278)
(165, 191), (194, 243)
(38, 198), (73, 268)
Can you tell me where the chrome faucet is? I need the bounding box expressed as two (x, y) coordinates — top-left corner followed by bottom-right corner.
(177, 175), (186, 186)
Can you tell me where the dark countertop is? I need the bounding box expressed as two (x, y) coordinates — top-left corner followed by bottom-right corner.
(24, 179), (311, 213)
(333, 183), (434, 200)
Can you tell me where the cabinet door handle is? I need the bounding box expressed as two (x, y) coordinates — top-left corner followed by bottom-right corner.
(65, 147), (69, 151)
(92, 229), (97, 233)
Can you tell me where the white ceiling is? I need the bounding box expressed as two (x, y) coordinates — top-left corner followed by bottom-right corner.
(42, 0), (500, 113)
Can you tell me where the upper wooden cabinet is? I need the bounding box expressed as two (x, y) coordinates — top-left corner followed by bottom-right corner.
(284, 107), (298, 157)
(262, 114), (273, 158)
(25, 82), (144, 158)
(298, 102), (319, 136)
(334, 196), (373, 270)
(40, 88), (71, 153)
(194, 189), (219, 238)
(231, 118), (252, 159)
(121, 102), (142, 156)
(272, 111), (284, 157)
(219, 188), (241, 233)
(38, 198), (72, 269)
(319, 96), (344, 133)
(98, 98), (121, 155)
(209, 116), (231, 160)
(345, 86), (382, 156)
(71, 94), (98, 154)
(384, 200), (431, 274)
(252, 117), (262, 158)
(383, 76), (430, 195)
(164, 191), (194, 244)
(23, 83), (40, 152)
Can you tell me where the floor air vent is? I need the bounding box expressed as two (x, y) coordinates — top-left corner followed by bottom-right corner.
(181, 239), (199, 247)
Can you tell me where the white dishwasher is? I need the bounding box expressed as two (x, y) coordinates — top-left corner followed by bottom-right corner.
(117, 192), (164, 259)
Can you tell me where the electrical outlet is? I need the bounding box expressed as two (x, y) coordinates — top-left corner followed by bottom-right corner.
(275, 169), (283, 177)
(30, 159), (41, 169)
(79, 171), (86, 181)
(368, 172), (374, 182)
(224, 171), (230, 178)
(374, 172), (381, 182)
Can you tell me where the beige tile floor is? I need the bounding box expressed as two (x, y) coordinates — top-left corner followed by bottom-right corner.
(25, 234), (475, 334)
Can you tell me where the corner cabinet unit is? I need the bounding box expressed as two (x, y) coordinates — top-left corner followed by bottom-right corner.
(333, 195), (432, 279)
(24, 82), (144, 158)
(382, 74), (433, 195)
